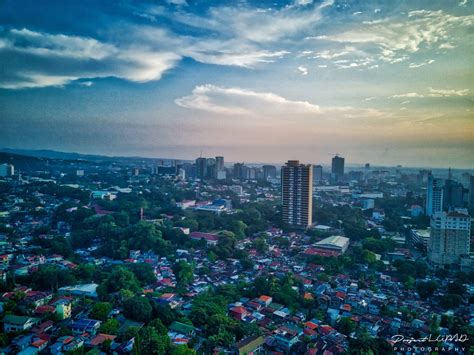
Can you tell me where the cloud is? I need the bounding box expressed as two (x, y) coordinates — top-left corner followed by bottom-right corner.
(428, 87), (469, 97)
(298, 66), (308, 75)
(175, 84), (321, 116)
(175, 84), (385, 124)
(408, 59), (435, 68)
(390, 93), (425, 98)
(294, 0), (313, 5)
(5, 0), (336, 89)
(153, 0), (333, 45)
(0, 27), (180, 89)
(318, 10), (473, 64)
(439, 42), (456, 49)
(390, 88), (470, 99)
(167, 0), (187, 5)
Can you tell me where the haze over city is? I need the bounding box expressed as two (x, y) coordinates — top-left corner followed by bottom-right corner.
(0, 0), (473, 167)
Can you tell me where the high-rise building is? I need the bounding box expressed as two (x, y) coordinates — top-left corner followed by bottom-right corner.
(331, 155), (344, 181)
(215, 156), (224, 172)
(418, 169), (431, 184)
(0, 164), (14, 177)
(313, 165), (323, 184)
(428, 210), (471, 267)
(469, 175), (474, 214)
(233, 163), (245, 179)
(262, 165), (277, 181)
(281, 160), (313, 229)
(444, 179), (465, 210)
(247, 167), (257, 180)
(426, 175), (444, 216)
(206, 158), (216, 179)
(195, 157), (207, 179)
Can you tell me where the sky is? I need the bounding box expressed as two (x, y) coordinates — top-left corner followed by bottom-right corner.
(0, 0), (473, 168)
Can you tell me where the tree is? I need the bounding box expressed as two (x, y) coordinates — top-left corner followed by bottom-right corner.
(337, 317), (356, 335)
(123, 326), (140, 341)
(439, 294), (463, 309)
(32, 264), (76, 291)
(74, 264), (97, 283)
(151, 303), (178, 326)
(148, 318), (168, 335)
(416, 281), (438, 300)
(214, 231), (236, 259)
(124, 296), (152, 322)
(171, 345), (196, 355)
(173, 261), (194, 288)
(230, 220), (247, 239)
(91, 302), (112, 321)
(447, 281), (466, 296)
(252, 236), (268, 253)
(126, 263), (157, 286)
(99, 319), (120, 335)
(97, 266), (141, 298)
(132, 326), (170, 355)
(239, 257), (254, 270)
(127, 221), (163, 252)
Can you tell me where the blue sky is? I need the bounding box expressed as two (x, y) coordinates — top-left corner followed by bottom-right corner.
(0, 0), (472, 167)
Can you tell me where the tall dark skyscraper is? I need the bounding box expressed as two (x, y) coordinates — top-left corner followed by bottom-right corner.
(262, 165), (277, 181)
(331, 155), (345, 181)
(426, 174), (444, 216)
(443, 178), (465, 210)
(281, 160), (313, 229)
(313, 165), (323, 183)
(215, 156), (224, 172)
(233, 163), (245, 179)
(195, 157), (207, 179)
(469, 175), (474, 214)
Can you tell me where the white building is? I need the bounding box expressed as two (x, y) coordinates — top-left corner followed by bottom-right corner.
(0, 164), (14, 177)
(428, 211), (471, 267)
(229, 185), (243, 196)
(410, 229), (430, 249)
(362, 199), (375, 210)
(176, 200), (196, 209)
(314, 235), (350, 254)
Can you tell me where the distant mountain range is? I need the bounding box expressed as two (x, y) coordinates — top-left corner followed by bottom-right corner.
(0, 148), (170, 163)
(0, 148), (470, 173)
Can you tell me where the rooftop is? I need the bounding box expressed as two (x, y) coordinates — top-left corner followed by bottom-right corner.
(315, 235), (350, 249)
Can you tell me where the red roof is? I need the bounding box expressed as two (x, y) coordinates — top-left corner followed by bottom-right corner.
(190, 232), (219, 241)
(230, 306), (247, 314)
(304, 321), (318, 330)
(89, 334), (117, 346)
(34, 305), (55, 314)
(32, 339), (47, 348)
(303, 248), (340, 257)
(320, 325), (334, 336)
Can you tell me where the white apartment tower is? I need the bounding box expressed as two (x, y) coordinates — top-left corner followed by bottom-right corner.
(0, 164), (14, 177)
(281, 160), (313, 229)
(428, 210), (471, 267)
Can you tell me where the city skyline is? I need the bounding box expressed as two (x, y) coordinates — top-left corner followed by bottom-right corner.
(1, 0), (473, 168)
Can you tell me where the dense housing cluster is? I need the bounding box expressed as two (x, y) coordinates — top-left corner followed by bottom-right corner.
(0, 151), (472, 354)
